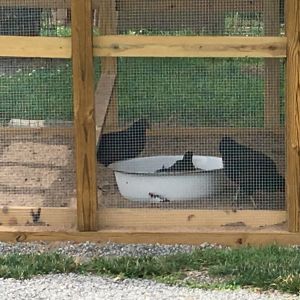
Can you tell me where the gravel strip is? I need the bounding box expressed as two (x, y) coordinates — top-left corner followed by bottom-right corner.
(0, 241), (220, 259)
(0, 274), (297, 300)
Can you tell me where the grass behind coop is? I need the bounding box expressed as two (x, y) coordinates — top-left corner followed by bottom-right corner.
(0, 58), (285, 127)
(117, 57), (285, 128)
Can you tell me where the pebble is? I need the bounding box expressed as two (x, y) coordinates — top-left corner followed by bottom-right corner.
(0, 241), (217, 259)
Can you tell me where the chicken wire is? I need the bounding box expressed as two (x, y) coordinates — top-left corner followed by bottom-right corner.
(0, 57), (75, 228)
(116, 0), (284, 36)
(97, 57), (285, 213)
(0, 1), (71, 37)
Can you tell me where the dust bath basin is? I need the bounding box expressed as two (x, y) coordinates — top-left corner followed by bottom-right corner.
(109, 155), (224, 202)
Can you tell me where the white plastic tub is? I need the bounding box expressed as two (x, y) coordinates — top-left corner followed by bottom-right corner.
(109, 155), (224, 202)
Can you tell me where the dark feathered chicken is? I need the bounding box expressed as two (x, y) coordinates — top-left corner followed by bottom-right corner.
(97, 119), (150, 167)
(156, 151), (197, 173)
(219, 136), (285, 208)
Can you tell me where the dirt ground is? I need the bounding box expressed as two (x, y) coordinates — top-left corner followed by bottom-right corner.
(0, 129), (285, 212)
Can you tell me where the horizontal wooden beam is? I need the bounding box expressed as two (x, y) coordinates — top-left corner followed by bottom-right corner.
(98, 208), (286, 228)
(0, 126), (73, 136)
(0, 36), (71, 58)
(0, 1), (100, 9)
(0, 230), (300, 246)
(0, 36), (287, 59)
(0, 206), (285, 229)
(0, 207), (76, 228)
(94, 36), (287, 58)
(0, 206), (292, 245)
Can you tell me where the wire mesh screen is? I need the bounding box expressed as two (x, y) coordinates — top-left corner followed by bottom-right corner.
(0, 57), (75, 228)
(116, 0), (284, 36)
(0, 3), (72, 37)
(97, 57), (285, 213)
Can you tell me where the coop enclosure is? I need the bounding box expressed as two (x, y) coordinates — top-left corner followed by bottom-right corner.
(0, 0), (298, 245)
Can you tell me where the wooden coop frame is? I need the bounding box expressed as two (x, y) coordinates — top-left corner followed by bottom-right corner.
(0, 0), (298, 246)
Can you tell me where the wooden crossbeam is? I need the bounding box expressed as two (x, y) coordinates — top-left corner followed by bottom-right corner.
(0, 36), (287, 58)
(0, 206), (285, 229)
(1, 230), (300, 246)
(98, 208), (286, 229)
(0, 36), (71, 58)
(94, 36), (287, 58)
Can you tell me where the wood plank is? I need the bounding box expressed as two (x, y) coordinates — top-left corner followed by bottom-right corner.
(0, 126), (73, 136)
(0, 1), (101, 9)
(95, 74), (116, 131)
(99, 0), (118, 73)
(263, 1), (281, 129)
(0, 207), (75, 227)
(2, 230), (300, 246)
(99, 0), (119, 133)
(264, 59), (281, 129)
(0, 207), (284, 229)
(98, 208), (286, 228)
(94, 36), (287, 58)
(72, 0), (97, 231)
(0, 36), (287, 59)
(286, 0), (300, 232)
(0, 36), (71, 58)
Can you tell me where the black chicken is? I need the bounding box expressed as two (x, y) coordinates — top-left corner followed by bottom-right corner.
(156, 151), (197, 173)
(219, 136), (285, 208)
(97, 118), (150, 166)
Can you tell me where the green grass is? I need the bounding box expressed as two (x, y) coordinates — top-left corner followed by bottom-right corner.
(0, 63), (73, 123)
(1, 245), (300, 295)
(0, 58), (101, 124)
(0, 252), (76, 279)
(117, 57), (285, 127)
(0, 57), (285, 127)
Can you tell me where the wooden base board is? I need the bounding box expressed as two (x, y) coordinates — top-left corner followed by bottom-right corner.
(0, 207), (290, 245)
(98, 208), (287, 229)
(0, 229), (299, 246)
(0, 207), (286, 228)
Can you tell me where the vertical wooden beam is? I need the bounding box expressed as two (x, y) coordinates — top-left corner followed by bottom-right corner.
(286, 0), (300, 232)
(99, 0), (118, 133)
(264, 0), (281, 129)
(72, 0), (97, 231)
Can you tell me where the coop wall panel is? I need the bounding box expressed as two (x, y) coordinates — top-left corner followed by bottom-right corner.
(0, 57), (75, 229)
(97, 57), (285, 230)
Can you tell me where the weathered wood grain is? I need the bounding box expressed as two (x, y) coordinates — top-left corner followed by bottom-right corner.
(72, 0), (97, 231)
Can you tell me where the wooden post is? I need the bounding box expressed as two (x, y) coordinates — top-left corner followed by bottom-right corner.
(72, 0), (97, 231)
(99, 0), (118, 133)
(286, 0), (300, 232)
(263, 0), (281, 129)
